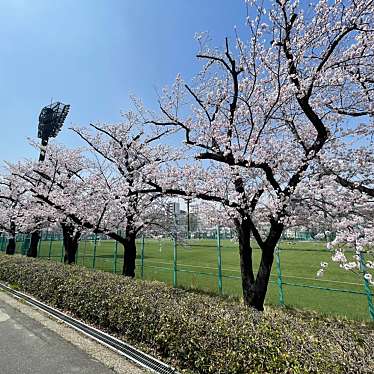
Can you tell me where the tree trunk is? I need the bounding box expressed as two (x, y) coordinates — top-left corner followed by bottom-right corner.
(248, 247), (274, 310)
(62, 224), (81, 264)
(122, 227), (137, 277)
(236, 219), (255, 306)
(6, 221), (16, 255)
(27, 231), (40, 257)
(236, 217), (282, 311)
(63, 238), (79, 264)
(5, 237), (16, 255)
(248, 221), (283, 311)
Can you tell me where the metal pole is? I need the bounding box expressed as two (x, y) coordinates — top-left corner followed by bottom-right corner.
(48, 233), (53, 259)
(92, 233), (97, 269)
(186, 198), (190, 240)
(113, 233), (118, 274)
(173, 236), (177, 287)
(216, 226), (223, 294)
(20, 234), (23, 255)
(275, 246), (285, 306)
(76, 239), (79, 264)
(37, 231), (42, 257)
(29, 103), (69, 258)
(60, 237), (64, 262)
(360, 252), (374, 320)
(21, 235), (27, 255)
(82, 236), (87, 266)
(27, 139), (49, 258)
(141, 235), (145, 280)
(38, 138), (48, 161)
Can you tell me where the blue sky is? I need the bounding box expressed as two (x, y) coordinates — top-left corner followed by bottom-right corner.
(0, 0), (249, 162)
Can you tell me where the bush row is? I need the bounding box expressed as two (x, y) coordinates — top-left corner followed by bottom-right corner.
(0, 254), (372, 373)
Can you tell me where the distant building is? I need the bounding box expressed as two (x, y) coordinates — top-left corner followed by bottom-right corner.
(167, 202), (181, 224)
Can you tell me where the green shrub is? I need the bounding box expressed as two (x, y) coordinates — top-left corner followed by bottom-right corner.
(0, 254), (372, 373)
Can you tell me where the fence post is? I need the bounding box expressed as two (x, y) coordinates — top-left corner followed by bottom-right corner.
(141, 235), (145, 280)
(20, 235), (24, 255)
(92, 233), (97, 269)
(76, 239), (79, 264)
(360, 252), (374, 320)
(216, 225), (223, 295)
(21, 235), (28, 255)
(23, 234), (27, 254)
(83, 237), (87, 266)
(60, 237), (64, 262)
(2, 235), (6, 252)
(48, 233), (53, 259)
(173, 236), (177, 288)
(113, 233), (118, 274)
(37, 232), (42, 257)
(275, 246), (285, 306)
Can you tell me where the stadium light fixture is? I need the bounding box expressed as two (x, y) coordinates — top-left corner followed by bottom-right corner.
(27, 101), (71, 258)
(37, 102), (70, 161)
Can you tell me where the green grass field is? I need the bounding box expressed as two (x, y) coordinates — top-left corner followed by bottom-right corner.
(7, 236), (373, 321)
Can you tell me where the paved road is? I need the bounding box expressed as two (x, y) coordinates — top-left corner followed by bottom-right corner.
(0, 299), (117, 374)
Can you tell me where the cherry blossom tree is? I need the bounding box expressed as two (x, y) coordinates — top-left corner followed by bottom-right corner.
(145, 0), (374, 310)
(313, 124), (374, 285)
(0, 173), (28, 254)
(291, 170), (374, 284)
(70, 112), (175, 276)
(0, 166), (53, 256)
(9, 112), (173, 275)
(7, 145), (90, 263)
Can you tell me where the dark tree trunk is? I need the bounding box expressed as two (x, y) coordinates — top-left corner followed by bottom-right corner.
(6, 221), (16, 255)
(249, 221), (283, 310)
(122, 227), (137, 277)
(63, 236), (79, 264)
(248, 247), (274, 311)
(6, 237), (16, 255)
(236, 217), (283, 311)
(27, 231), (40, 257)
(236, 218), (255, 306)
(62, 223), (81, 264)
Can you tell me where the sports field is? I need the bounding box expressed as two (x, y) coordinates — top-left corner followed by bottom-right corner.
(24, 237), (373, 321)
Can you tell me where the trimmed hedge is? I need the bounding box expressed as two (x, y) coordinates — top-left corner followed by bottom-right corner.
(0, 254), (373, 373)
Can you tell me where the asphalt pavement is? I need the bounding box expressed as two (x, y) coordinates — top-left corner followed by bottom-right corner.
(0, 298), (117, 374)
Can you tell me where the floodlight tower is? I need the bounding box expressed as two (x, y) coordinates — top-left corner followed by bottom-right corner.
(27, 102), (70, 258)
(37, 102), (70, 161)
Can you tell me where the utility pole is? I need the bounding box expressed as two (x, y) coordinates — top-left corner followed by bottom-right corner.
(186, 198), (190, 240)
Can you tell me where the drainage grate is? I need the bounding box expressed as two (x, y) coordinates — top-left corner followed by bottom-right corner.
(0, 282), (177, 374)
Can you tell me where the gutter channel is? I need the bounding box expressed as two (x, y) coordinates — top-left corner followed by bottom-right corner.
(0, 282), (178, 374)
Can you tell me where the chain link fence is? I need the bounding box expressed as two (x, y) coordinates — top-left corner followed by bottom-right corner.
(0, 228), (373, 321)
